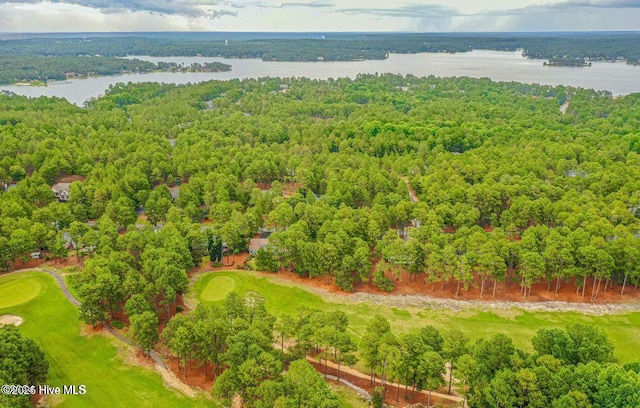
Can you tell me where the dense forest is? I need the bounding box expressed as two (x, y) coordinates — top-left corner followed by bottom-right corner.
(2, 75), (640, 298)
(2, 72), (640, 405)
(141, 295), (640, 408)
(352, 314), (638, 408)
(1, 32), (639, 84)
(3, 33), (640, 62)
(0, 56), (231, 85)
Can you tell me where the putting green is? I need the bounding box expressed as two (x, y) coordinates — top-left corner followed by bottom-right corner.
(194, 271), (640, 364)
(0, 278), (42, 308)
(200, 276), (236, 302)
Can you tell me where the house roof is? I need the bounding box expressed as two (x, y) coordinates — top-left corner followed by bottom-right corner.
(51, 182), (71, 193)
(249, 238), (269, 252)
(168, 187), (180, 200)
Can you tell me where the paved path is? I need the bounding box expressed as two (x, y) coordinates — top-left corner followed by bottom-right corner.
(37, 266), (370, 399)
(25, 267), (469, 403)
(326, 374), (371, 400)
(38, 267), (81, 306)
(102, 321), (167, 369)
(9, 267), (205, 396)
(36, 268), (170, 370)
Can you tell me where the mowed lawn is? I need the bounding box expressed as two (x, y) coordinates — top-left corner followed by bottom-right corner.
(0, 272), (212, 408)
(194, 271), (640, 364)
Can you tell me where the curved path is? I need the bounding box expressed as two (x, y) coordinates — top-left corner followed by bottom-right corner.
(16, 268), (196, 396)
(37, 268), (168, 368)
(38, 267), (81, 306)
(27, 267), (465, 403)
(251, 270), (640, 316)
(309, 356), (466, 407)
(326, 374), (371, 400)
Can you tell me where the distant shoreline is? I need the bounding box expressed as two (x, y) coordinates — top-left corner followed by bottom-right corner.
(3, 50), (640, 106)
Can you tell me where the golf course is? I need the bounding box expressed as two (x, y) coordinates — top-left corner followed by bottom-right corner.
(193, 271), (640, 364)
(2, 268), (639, 407)
(0, 271), (211, 408)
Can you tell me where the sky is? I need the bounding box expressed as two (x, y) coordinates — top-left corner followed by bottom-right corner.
(1, 0), (640, 32)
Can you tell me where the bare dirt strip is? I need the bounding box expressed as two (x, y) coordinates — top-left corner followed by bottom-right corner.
(256, 271), (640, 316)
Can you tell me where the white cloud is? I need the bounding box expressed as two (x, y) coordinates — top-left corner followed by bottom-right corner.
(0, 0), (639, 31)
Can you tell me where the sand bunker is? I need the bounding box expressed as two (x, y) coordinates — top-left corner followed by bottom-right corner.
(0, 314), (24, 326)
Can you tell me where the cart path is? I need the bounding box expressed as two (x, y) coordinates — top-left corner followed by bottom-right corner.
(17, 268), (197, 397)
(326, 374), (372, 400)
(38, 267), (81, 306)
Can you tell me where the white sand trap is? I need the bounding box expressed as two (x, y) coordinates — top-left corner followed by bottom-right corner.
(0, 314), (24, 326)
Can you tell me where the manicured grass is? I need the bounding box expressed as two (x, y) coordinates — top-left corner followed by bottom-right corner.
(0, 272), (211, 408)
(0, 276), (42, 308)
(194, 271), (640, 364)
(201, 276), (236, 302)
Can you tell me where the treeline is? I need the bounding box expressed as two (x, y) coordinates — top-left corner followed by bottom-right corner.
(1, 76), (640, 299)
(357, 314), (640, 407)
(161, 293), (346, 407)
(138, 295), (640, 408)
(0, 325), (49, 408)
(155, 61), (231, 73)
(0, 56), (156, 84)
(1, 71), (640, 406)
(0, 56), (231, 85)
(1, 33), (640, 63)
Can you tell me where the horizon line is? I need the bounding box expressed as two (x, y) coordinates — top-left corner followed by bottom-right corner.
(2, 30), (640, 34)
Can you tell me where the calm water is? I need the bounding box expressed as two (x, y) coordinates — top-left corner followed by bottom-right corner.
(2, 50), (639, 106)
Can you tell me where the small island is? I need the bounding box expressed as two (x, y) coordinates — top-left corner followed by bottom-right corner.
(13, 79), (47, 87)
(155, 61), (232, 73)
(543, 57), (592, 67)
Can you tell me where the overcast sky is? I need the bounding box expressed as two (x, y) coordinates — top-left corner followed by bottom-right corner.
(1, 0), (639, 32)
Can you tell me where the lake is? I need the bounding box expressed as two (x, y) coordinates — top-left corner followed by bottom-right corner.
(2, 50), (639, 106)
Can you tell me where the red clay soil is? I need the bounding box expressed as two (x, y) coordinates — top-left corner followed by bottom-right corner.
(9, 250), (638, 306)
(82, 322), (106, 337)
(6, 253), (85, 271)
(283, 182), (304, 198)
(164, 355), (215, 391)
(261, 267), (640, 304)
(160, 350), (458, 406)
(255, 181), (303, 197)
(134, 349), (156, 370)
(190, 252), (249, 274)
(6, 257), (48, 271)
(30, 394), (44, 405)
(308, 360), (456, 408)
(373, 269), (640, 304)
